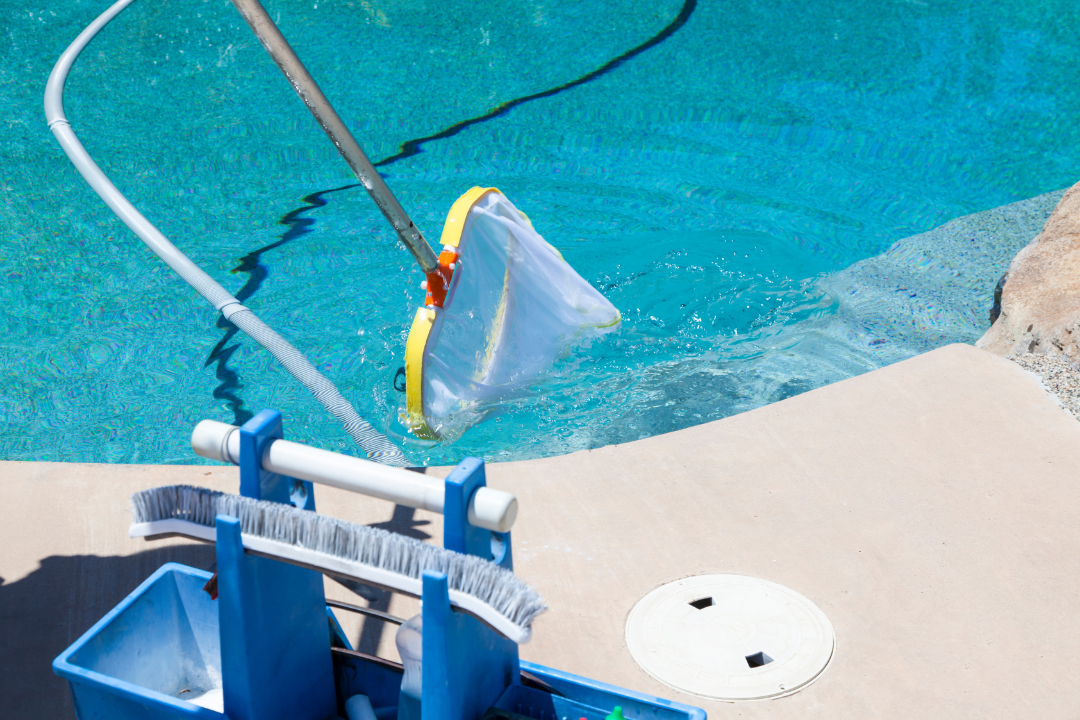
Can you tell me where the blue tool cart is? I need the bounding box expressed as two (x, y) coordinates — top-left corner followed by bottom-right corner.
(53, 411), (706, 720)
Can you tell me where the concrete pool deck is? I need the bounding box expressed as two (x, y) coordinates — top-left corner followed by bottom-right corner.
(4, 342), (1080, 718)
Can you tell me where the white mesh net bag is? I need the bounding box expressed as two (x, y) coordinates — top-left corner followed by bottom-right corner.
(404, 188), (621, 440)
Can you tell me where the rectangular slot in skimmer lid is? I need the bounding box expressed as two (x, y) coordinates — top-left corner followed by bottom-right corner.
(745, 652), (774, 668)
(688, 596), (714, 609)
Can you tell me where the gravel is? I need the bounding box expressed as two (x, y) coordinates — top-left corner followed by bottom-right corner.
(1011, 353), (1080, 420)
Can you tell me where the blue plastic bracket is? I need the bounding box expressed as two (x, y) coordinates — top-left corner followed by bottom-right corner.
(238, 409), (315, 510)
(215, 514), (336, 720)
(410, 458), (520, 720)
(443, 457), (512, 570)
(420, 570), (519, 720)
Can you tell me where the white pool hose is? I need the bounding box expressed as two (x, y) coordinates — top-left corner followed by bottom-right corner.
(44, 0), (406, 466)
(191, 419), (518, 533)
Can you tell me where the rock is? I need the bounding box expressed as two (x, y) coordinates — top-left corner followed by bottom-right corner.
(977, 181), (1080, 359)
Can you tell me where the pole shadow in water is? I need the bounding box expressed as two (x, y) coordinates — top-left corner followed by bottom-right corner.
(205, 182), (360, 425)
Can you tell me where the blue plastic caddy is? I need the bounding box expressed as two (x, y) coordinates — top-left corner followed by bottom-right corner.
(53, 410), (706, 720)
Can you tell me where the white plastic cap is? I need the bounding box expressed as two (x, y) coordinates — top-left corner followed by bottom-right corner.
(468, 488), (518, 533)
(191, 420), (238, 463)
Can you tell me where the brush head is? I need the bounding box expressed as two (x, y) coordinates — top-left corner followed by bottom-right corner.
(130, 485), (547, 636)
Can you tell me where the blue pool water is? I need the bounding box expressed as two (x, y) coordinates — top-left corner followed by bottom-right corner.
(2, 0), (1078, 465)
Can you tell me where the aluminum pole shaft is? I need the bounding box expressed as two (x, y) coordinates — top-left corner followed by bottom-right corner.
(230, 0), (439, 272)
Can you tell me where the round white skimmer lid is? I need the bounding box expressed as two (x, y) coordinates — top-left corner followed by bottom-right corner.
(625, 574), (834, 701)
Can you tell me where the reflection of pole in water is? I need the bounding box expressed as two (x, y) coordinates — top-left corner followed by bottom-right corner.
(203, 183), (358, 424)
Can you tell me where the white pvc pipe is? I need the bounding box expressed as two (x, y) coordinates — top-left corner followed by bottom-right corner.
(192, 420), (518, 533)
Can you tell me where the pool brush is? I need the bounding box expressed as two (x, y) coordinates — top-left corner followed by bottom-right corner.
(129, 484), (546, 644)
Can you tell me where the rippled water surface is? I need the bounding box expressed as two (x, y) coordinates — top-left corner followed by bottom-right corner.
(2, 0), (1078, 464)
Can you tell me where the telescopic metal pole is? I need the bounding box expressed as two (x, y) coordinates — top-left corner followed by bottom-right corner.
(229, 0), (439, 273)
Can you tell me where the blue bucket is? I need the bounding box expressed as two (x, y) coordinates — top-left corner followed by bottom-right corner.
(53, 563), (225, 719)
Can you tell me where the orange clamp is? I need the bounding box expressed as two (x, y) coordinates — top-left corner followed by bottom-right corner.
(424, 247), (458, 307)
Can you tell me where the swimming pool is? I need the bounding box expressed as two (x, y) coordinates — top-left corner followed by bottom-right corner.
(2, 0), (1078, 465)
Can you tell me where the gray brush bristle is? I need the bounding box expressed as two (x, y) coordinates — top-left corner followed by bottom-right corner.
(131, 485), (547, 628)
